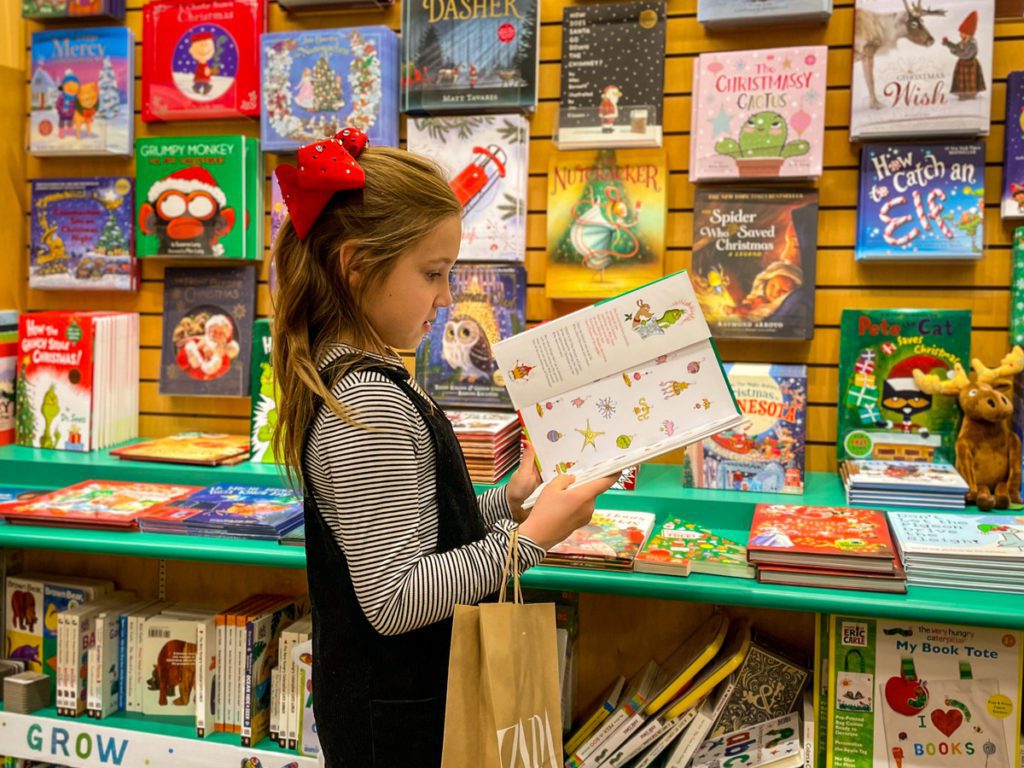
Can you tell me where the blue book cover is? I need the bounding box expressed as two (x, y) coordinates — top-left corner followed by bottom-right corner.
(30, 27), (133, 156)
(29, 177), (136, 291)
(697, 0), (831, 26)
(260, 27), (399, 152)
(416, 264), (526, 409)
(856, 142), (985, 260)
(148, 485), (303, 534)
(1003, 71), (1024, 219)
(684, 363), (807, 494)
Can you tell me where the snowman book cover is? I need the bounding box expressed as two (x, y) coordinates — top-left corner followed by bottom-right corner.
(142, 0), (263, 123)
(856, 142), (985, 260)
(29, 27), (133, 156)
(546, 149), (666, 300)
(689, 45), (826, 182)
(556, 1), (666, 150)
(260, 27), (399, 153)
(837, 308), (971, 464)
(407, 114), (528, 262)
(692, 188), (819, 340)
(1002, 71), (1024, 219)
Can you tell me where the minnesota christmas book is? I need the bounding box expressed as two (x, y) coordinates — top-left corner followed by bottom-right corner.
(29, 177), (136, 291)
(697, 0), (832, 28)
(837, 308), (971, 464)
(260, 26), (399, 152)
(546, 149), (667, 300)
(684, 363), (807, 494)
(690, 46), (826, 182)
(23, 0), (124, 21)
(250, 319), (280, 463)
(856, 142), (985, 260)
(850, 0), (994, 139)
(1002, 71), (1024, 219)
(556, 1), (666, 150)
(401, 0), (539, 114)
(29, 27), (133, 156)
(407, 115), (528, 262)
(691, 188), (818, 339)
(141, 0), (264, 123)
(415, 264), (526, 410)
(160, 266), (256, 397)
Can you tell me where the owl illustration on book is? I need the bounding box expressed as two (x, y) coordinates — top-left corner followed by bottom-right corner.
(442, 314), (497, 383)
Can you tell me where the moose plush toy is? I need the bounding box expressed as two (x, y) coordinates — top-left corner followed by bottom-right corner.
(913, 346), (1024, 510)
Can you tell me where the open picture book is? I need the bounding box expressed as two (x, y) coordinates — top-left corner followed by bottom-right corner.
(492, 269), (744, 506)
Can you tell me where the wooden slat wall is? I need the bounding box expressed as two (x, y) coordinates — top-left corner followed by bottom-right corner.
(18, 1), (1024, 473)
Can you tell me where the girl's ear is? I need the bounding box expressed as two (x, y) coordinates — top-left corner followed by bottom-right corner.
(339, 241), (360, 291)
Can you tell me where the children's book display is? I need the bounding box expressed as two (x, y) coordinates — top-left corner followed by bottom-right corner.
(29, 27), (133, 156)
(0, 311), (18, 447)
(1002, 71), (1024, 219)
(407, 115), (528, 262)
(634, 518), (756, 578)
(493, 270), (744, 505)
(841, 460), (968, 509)
(23, 0), (125, 20)
(160, 266), (256, 397)
(556, 1), (666, 150)
(691, 189), (819, 340)
(825, 615), (1022, 768)
(400, 0), (539, 114)
(110, 433), (250, 466)
(545, 508), (657, 571)
(684, 364), (807, 494)
(697, 0), (832, 27)
(546, 149), (667, 300)
(850, 0), (994, 139)
(260, 26), (399, 152)
(139, 485), (304, 539)
(142, 0), (265, 122)
(690, 46), (827, 182)
(250, 319), (280, 464)
(856, 142), (985, 260)
(0, 480), (197, 529)
(837, 308), (971, 464)
(29, 177), (136, 291)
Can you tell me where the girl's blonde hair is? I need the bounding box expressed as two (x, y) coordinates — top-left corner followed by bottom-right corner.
(270, 146), (461, 487)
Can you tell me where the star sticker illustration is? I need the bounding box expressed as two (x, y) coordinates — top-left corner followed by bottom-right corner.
(711, 106), (732, 136)
(781, 58), (792, 69)
(576, 419), (605, 451)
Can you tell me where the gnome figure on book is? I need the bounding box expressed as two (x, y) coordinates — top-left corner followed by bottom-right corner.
(879, 355), (949, 436)
(599, 85), (621, 133)
(139, 168), (235, 258)
(942, 11), (986, 101)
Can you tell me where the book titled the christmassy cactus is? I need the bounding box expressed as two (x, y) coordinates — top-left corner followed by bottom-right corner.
(1002, 71), (1024, 219)
(690, 46), (826, 182)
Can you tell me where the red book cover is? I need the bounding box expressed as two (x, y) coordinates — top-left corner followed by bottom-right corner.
(746, 503), (897, 573)
(142, 0), (263, 123)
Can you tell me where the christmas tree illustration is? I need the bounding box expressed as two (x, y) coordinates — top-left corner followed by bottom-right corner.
(97, 56), (120, 119)
(681, 452), (695, 486)
(15, 357), (36, 446)
(312, 54), (343, 113)
(95, 210), (127, 255)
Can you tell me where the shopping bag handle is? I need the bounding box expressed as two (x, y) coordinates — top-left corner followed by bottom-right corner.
(499, 528), (522, 605)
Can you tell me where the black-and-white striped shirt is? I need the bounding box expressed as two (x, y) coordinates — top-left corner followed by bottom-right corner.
(304, 343), (545, 637)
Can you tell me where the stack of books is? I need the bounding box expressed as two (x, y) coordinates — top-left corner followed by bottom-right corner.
(110, 433), (251, 467)
(633, 518), (755, 579)
(841, 460), (967, 509)
(139, 485), (304, 541)
(746, 504), (906, 593)
(445, 410), (521, 484)
(545, 509), (657, 571)
(888, 511), (1024, 594)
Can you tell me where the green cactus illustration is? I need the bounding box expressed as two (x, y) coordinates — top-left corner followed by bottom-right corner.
(715, 111), (809, 160)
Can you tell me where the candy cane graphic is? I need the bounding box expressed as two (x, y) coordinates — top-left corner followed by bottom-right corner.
(912, 189), (930, 232)
(880, 195), (919, 246)
(926, 188), (955, 239)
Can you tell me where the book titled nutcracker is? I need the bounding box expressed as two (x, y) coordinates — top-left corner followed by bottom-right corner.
(260, 27), (399, 152)
(29, 27), (133, 156)
(837, 308), (971, 464)
(29, 177), (136, 291)
(142, 0), (264, 123)
(856, 142), (985, 260)
(690, 46), (826, 182)
(408, 115), (528, 262)
(1002, 71), (1024, 219)
(851, 0), (993, 140)
(401, 0), (539, 114)
(692, 188), (818, 339)
(556, 1), (666, 150)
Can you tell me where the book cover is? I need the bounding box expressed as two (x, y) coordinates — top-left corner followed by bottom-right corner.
(1013, 229), (1024, 345)
(250, 319), (280, 463)
(1, 321), (17, 446)
(850, 0), (994, 139)
(415, 264), (526, 409)
(29, 27), (133, 156)
(1, 481), (198, 528)
(698, 0), (832, 27)
(261, 27), (399, 152)
(757, 564), (908, 593)
(142, 0), (263, 122)
(445, 409), (520, 436)
(690, 46), (826, 182)
(887, 511), (1024, 559)
(160, 266), (256, 397)
(634, 518), (755, 579)
(141, 615), (199, 719)
(143, 485), (303, 535)
(111, 433), (250, 465)
(691, 189), (818, 339)
(401, 0), (539, 114)
(546, 149), (667, 300)
(842, 460), (967, 491)
(242, 600), (298, 746)
(712, 642), (809, 737)
(685, 364), (807, 494)
(407, 115), (529, 262)
(694, 712), (803, 768)
(545, 509), (657, 569)
(557, 2), (666, 149)
(837, 309), (970, 463)
(826, 615), (1022, 768)
(856, 142), (985, 260)
(1002, 71), (1024, 219)
(23, 0), (124, 20)
(29, 177), (136, 291)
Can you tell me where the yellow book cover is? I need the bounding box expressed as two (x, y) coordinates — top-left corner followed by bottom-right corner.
(111, 433), (250, 465)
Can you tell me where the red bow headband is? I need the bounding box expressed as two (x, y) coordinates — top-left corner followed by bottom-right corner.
(274, 128), (369, 241)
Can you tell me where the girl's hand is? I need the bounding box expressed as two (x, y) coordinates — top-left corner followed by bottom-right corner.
(506, 441), (542, 523)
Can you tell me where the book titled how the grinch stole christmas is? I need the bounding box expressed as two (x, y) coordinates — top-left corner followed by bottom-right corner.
(837, 308), (971, 464)
(29, 27), (133, 156)
(856, 143), (985, 260)
(260, 27), (399, 152)
(1002, 71), (1024, 219)
(250, 319), (280, 463)
(546, 149), (666, 300)
(690, 46), (826, 182)
(408, 115), (528, 262)
(142, 0), (263, 123)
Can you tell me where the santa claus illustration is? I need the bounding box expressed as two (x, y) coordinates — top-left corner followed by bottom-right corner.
(599, 85), (622, 133)
(879, 355), (949, 436)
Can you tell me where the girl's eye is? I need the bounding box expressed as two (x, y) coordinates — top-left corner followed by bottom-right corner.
(426, 272), (442, 281)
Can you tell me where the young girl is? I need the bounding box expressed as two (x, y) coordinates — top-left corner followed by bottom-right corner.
(270, 128), (617, 767)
